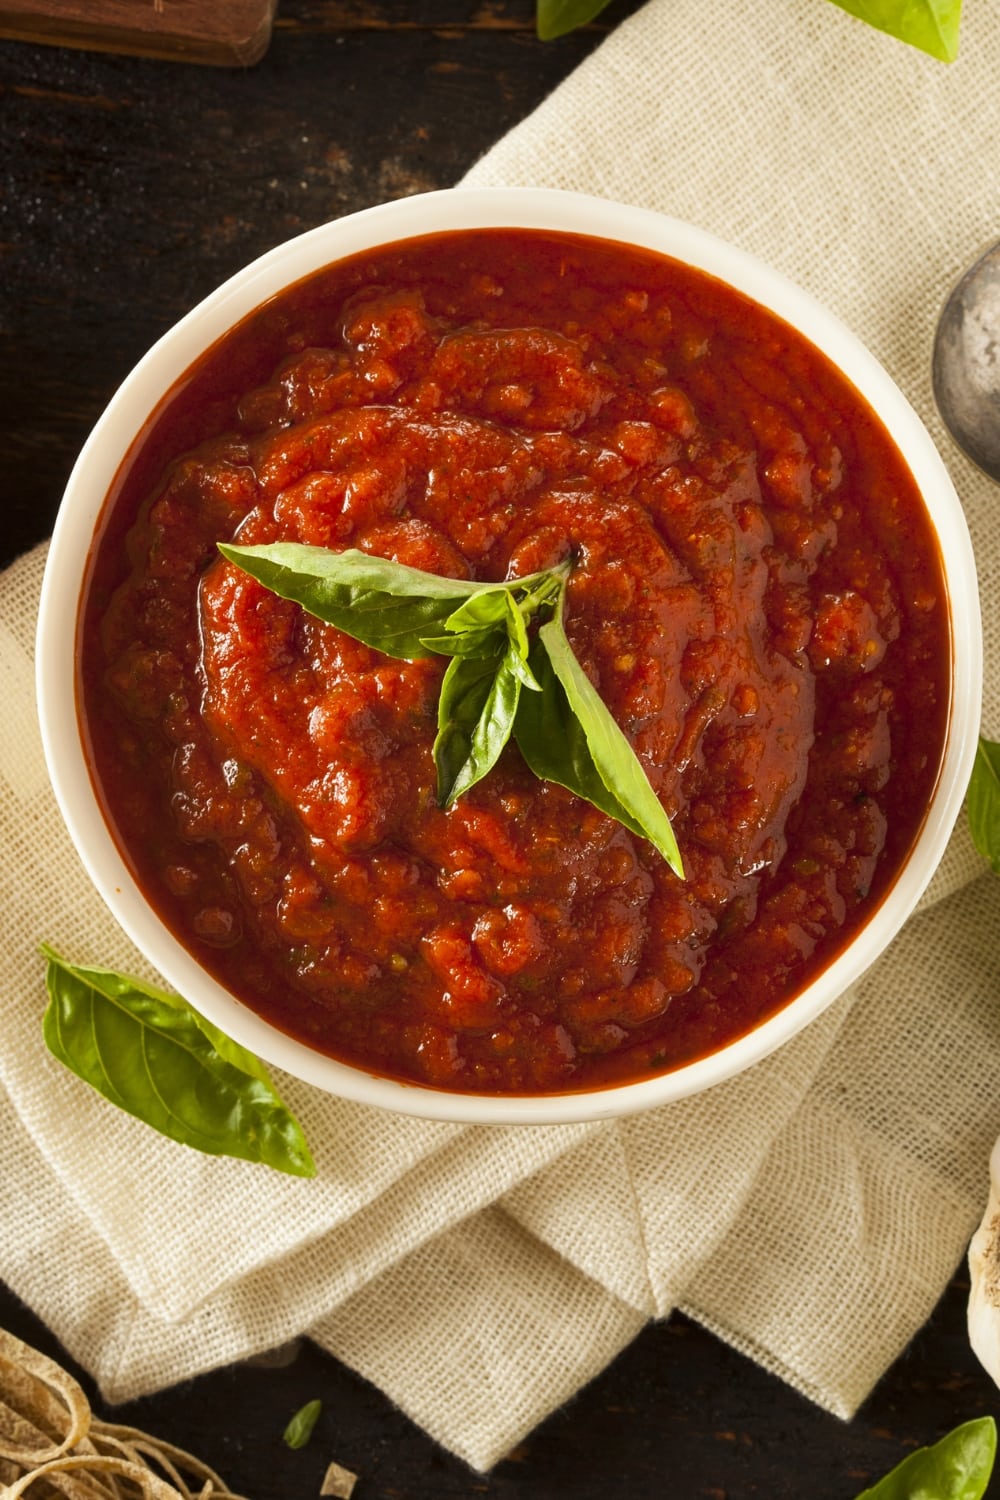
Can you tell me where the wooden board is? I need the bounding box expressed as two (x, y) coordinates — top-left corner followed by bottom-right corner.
(0, 0), (279, 66)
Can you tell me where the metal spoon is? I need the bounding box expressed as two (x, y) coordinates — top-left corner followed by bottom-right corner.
(932, 240), (1000, 481)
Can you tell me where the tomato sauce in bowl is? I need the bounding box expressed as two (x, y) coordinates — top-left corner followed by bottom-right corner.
(74, 222), (954, 1098)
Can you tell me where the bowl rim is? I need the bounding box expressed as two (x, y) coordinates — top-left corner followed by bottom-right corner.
(36, 185), (984, 1125)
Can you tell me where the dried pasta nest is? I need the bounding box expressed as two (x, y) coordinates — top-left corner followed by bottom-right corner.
(0, 1329), (247, 1499)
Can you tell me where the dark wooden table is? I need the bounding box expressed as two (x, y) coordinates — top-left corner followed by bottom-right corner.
(2, 4), (998, 1495)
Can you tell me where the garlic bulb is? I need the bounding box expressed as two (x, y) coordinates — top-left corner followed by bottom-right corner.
(969, 1133), (1000, 1386)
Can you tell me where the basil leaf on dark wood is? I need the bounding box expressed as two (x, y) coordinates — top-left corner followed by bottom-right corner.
(968, 735), (1000, 875)
(283, 1399), (322, 1450)
(853, 1416), (996, 1499)
(434, 648), (523, 806)
(824, 0), (961, 62)
(40, 945), (315, 1177)
(515, 617), (684, 876)
(536, 0), (614, 40)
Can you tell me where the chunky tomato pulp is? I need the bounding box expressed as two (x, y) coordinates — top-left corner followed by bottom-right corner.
(80, 229), (950, 1094)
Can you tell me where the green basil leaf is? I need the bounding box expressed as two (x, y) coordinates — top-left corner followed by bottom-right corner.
(536, 0), (615, 40)
(434, 652), (502, 803)
(219, 542), (483, 660)
(514, 617), (683, 876)
(283, 1399), (322, 1450)
(503, 589), (531, 661)
(824, 0), (961, 61)
(506, 646), (542, 692)
(40, 945), (315, 1178)
(428, 580), (546, 661)
(434, 647), (522, 806)
(515, 637), (654, 842)
(854, 1416), (996, 1499)
(968, 736), (1000, 874)
(537, 0), (962, 52)
(444, 589), (514, 633)
(419, 623), (509, 658)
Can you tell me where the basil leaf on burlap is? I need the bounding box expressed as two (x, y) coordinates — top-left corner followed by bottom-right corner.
(824, 0), (961, 64)
(40, 945), (315, 1177)
(968, 735), (1000, 875)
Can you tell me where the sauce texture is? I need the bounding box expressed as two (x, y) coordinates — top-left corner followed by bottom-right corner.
(80, 229), (951, 1094)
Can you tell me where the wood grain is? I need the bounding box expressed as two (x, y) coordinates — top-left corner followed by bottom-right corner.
(0, 0), (279, 65)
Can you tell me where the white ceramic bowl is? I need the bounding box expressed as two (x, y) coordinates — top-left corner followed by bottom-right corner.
(36, 187), (983, 1125)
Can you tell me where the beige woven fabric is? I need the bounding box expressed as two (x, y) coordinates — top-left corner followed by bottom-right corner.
(3, 0), (1000, 1472)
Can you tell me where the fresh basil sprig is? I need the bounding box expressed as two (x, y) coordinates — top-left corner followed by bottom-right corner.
(968, 734), (1000, 874)
(853, 1416), (996, 1499)
(40, 945), (315, 1177)
(535, 0), (961, 61)
(220, 541), (683, 875)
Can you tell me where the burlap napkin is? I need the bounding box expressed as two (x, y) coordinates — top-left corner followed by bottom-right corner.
(3, 0), (1000, 1472)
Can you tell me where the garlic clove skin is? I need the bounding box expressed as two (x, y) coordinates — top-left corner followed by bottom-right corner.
(968, 1133), (1000, 1387)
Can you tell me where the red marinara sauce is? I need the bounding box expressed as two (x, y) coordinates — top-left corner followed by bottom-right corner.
(79, 229), (951, 1095)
